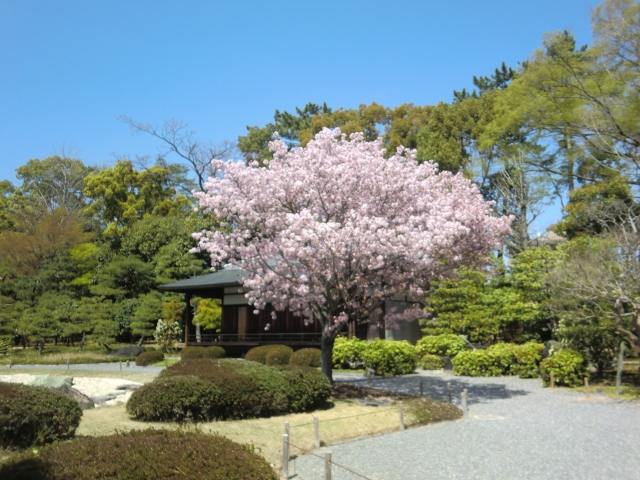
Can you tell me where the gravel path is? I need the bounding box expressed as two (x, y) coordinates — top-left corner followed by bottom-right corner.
(293, 371), (640, 480)
(4, 363), (164, 374)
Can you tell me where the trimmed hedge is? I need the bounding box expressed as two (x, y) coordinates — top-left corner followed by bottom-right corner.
(289, 348), (322, 367)
(0, 382), (83, 448)
(332, 336), (367, 369)
(245, 345), (278, 364)
(265, 345), (293, 366)
(0, 429), (278, 480)
(180, 346), (226, 360)
(129, 359), (330, 422)
(361, 340), (417, 376)
(416, 334), (467, 358)
(540, 349), (588, 387)
(419, 354), (445, 370)
(135, 350), (165, 366)
(452, 342), (544, 378)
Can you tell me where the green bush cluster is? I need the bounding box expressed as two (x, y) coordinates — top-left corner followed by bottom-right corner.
(289, 348), (322, 367)
(416, 334), (467, 358)
(332, 336), (367, 369)
(135, 350), (165, 366)
(452, 342), (544, 378)
(540, 349), (588, 387)
(0, 429), (278, 480)
(245, 344), (292, 365)
(265, 345), (293, 366)
(418, 354), (445, 370)
(127, 358), (330, 422)
(361, 340), (417, 376)
(180, 346), (226, 360)
(0, 382), (83, 449)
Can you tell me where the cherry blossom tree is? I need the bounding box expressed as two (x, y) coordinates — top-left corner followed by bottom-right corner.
(193, 128), (512, 380)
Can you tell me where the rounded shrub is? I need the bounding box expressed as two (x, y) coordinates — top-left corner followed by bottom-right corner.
(277, 365), (332, 412)
(135, 350), (165, 366)
(416, 334), (467, 358)
(265, 345), (293, 365)
(245, 345), (277, 364)
(289, 348), (322, 367)
(0, 382), (82, 448)
(452, 350), (501, 376)
(419, 354), (444, 370)
(0, 429), (278, 480)
(540, 349), (588, 387)
(180, 346), (226, 360)
(452, 342), (545, 378)
(512, 342), (544, 378)
(332, 336), (367, 369)
(133, 358), (328, 421)
(361, 340), (417, 376)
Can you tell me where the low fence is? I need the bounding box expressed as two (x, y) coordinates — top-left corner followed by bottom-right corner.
(187, 332), (322, 344)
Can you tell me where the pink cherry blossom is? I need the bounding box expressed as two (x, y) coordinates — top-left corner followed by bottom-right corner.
(193, 128), (512, 380)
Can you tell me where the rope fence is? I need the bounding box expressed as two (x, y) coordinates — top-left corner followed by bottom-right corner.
(285, 439), (374, 480)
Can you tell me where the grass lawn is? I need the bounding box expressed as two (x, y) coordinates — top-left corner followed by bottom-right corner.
(569, 362), (640, 401)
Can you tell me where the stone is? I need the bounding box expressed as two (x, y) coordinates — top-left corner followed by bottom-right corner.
(55, 384), (94, 410)
(28, 375), (73, 388)
(441, 356), (453, 371)
(108, 346), (145, 357)
(116, 384), (141, 391)
(542, 340), (563, 360)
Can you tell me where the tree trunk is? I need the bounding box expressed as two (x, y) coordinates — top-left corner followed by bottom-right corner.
(79, 332), (86, 352)
(320, 327), (335, 383)
(137, 335), (145, 347)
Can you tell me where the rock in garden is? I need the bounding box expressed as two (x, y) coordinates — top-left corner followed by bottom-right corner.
(55, 384), (94, 409)
(542, 340), (563, 359)
(442, 356), (453, 371)
(116, 384), (141, 391)
(28, 375), (73, 388)
(108, 346), (145, 357)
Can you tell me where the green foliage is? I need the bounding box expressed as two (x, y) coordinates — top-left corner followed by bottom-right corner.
(452, 342), (544, 378)
(416, 334), (467, 357)
(361, 340), (417, 376)
(418, 354), (445, 370)
(245, 344), (287, 364)
(180, 346), (226, 360)
(289, 348), (322, 367)
(0, 429), (278, 480)
(0, 382), (82, 448)
(130, 359), (330, 421)
(540, 349), (588, 387)
(265, 345), (293, 365)
(135, 350), (164, 366)
(193, 298), (222, 332)
(332, 336), (367, 369)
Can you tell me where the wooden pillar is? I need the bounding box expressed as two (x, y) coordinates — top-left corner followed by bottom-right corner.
(185, 293), (192, 346)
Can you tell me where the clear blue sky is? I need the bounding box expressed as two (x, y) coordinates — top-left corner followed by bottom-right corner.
(1, 0), (596, 230)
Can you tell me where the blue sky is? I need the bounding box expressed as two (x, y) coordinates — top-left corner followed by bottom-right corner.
(1, 0), (596, 231)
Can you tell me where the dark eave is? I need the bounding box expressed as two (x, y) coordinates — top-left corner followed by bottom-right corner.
(158, 269), (249, 294)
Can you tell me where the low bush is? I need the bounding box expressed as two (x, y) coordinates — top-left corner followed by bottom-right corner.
(332, 336), (367, 369)
(0, 429), (278, 480)
(361, 340), (416, 376)
(265, 345), (293, 365)
(277, 365), (332, 412)
(452, 342), (544, 378)
(540, 349), (588, 387)
(180, 346), (226, 360)
(133, 358), (330, 421)
(135, 350), (165, 366)
(416, 334), (467, 358)
(245, 345), (279, 364)
(0, 382), (82, 448)
(289, 348), (322, 367)
(418, 354), (444, 370)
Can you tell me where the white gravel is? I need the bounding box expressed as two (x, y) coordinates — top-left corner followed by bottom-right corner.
(0, 374), (142, 407)
(292, 371), (640, 480)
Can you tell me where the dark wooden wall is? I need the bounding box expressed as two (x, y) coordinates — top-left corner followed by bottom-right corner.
(222, 305), (321, 335)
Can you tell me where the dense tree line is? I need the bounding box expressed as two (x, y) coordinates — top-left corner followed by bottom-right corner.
(1, 0), (638, 369)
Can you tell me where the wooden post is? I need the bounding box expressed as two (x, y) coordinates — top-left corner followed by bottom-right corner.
(399, 401), (405, 430)
(325, 452), (332, 480)
(367, 370), (371, 388)
(447, 382), (452, 403)
(119, 361), (122, 372)
(184, 293), (192, 346)
(67, 359), (70, 370)
(281, 434), (289, 479)
(126, 360), (130, 368)
(462, 389), (468, 418)
(616, 341), (625, 399)
(8, 360), (11, 369)
(419, 380), (424, 396)
(284, 421), (289, 438)
(550, 372), (555, 388)
(313, 415), (320, 448)
(585, 377), (590, 399)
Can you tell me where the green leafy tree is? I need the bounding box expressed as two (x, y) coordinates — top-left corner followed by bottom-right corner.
(193, 298), (222, 332)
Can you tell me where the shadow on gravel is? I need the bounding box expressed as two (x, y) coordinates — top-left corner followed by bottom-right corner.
(337, 375), (530, 405)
